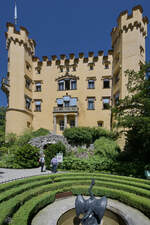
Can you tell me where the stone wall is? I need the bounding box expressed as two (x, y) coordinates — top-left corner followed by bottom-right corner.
(29, 134), (71, 150)
(29, 134), (94, 158)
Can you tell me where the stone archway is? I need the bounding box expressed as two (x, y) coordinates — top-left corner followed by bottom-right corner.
(29, 134), (71, 150)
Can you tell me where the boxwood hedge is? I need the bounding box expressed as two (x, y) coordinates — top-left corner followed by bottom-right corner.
(0, 172), (149, 225)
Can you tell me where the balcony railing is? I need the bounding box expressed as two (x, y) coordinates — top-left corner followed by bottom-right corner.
(53, 106), (78, 113)
(1, 78), (10, 93)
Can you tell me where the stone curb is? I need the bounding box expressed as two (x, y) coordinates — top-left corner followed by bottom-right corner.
(32, 196), (150, 225)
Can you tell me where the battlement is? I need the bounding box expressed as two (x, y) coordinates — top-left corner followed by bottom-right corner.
(33, 50), (113, 68)
(6, 22), (36, 55)
(111, 5), (148, 47)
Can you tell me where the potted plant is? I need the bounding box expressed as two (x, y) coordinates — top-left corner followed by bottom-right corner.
(144, 164), (150, 179)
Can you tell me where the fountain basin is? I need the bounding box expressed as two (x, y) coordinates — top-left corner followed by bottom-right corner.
(57, 208), (126, 225)
(31, 196), (150, 225)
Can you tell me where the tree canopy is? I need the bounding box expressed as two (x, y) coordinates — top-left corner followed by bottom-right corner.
(112, 63), (150, 162)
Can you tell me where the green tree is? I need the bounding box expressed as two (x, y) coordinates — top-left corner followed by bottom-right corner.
(13, 144), (40, 168)
(44, 142), (66, 169)
(0, 107), (6, 147)
(112, 63), (150, 162)
(94, 137), (120, 159)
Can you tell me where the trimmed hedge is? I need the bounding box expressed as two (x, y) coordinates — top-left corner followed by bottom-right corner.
(10, 191), (56, 225)
(0, 172), (150, 225)
(54, 175), (150, 191)
(0, 178), (53, 203)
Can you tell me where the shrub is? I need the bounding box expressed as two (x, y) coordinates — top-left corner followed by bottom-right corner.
(44, 142), (66, 169)
(90, 127), (118, 142)
(94, 137), (120, 159)
(5, 133), (17, 146)
(59, 156), (114, 172)
(0, 147), (8, 156)
(13, 144), (40, 168)
(0, 153), (16, 168)
(63, 127), (92, 145)
(16, 131), (33, 146)
(32, 128), (50, 138)
(63, 127), (118, 146)
(59, 157), (92, 171)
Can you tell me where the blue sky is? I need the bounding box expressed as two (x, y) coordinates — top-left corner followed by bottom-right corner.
(0, 0), (150, 106)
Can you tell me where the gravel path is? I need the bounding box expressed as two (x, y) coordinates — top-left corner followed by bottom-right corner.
(0, 167), (53, 184)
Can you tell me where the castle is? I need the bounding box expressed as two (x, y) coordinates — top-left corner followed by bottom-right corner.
(1, 5), (148, 136)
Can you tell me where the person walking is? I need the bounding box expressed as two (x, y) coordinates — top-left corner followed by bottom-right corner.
(39, 154), (45, 172)
(51, 156), (58, 173)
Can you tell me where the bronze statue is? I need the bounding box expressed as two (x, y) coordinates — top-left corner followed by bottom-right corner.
(75, 179), (107, 225)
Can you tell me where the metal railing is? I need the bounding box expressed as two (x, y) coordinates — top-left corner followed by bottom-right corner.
(53, 106), (78, 113)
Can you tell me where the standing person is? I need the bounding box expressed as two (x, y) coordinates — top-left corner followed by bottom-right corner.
(39, 154), (45, 172)
(51, 156), (58, 173)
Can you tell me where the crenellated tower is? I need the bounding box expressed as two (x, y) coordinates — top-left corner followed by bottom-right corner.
(111, 5), (148, 104)
(4, 23), (36, 135)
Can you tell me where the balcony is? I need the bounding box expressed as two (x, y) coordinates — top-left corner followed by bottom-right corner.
(53, 106), (78, 113)
(1, 78), (10, 93)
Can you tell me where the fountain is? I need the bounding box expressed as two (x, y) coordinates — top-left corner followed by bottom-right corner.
(31, 179), (150, 225)
(57, 179), (126, 225)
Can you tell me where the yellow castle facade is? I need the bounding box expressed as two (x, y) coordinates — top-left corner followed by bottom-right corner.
(2, 5), (148, 136)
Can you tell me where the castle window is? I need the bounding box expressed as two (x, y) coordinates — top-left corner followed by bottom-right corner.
(25, 97), (31, 110)
(104, 64), (109, 69)
(64, 100), (70, 107)
(114, 92), (120, 105)
(26, 62), (32, 72)
(35, 82), (41, 92)
(88, 97), (95, 110)
(70, 98), (77, 107)
(73, 66), (76, 71)
(65, 79), (70, 90)
(58, 79), (77, 91)
(35, 100), (41, 112)
(63, 96), (70, 107)
(25, 79), (31, 89)
(60, 67), (63, 72)
(115, 54), (119, 64)
(27, 121), (31, 128)
(140, 46), (144, 56)
(26, 64), (30, 70)
(59, 120), (64, 131)
(97, 121), (103, 127)
(70, 120), (75, 128)
(58, 80), (64, 91)
(102, 97), (110, 110)
(71, 80), (77, 90)
(114, 72), (120, 84)
(57, 98), (63, 107)
(37, 68), (41, 74)
(103, 79), (110, 88)
(90, 65), (93, 70)
(88, 80), (95, 89)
